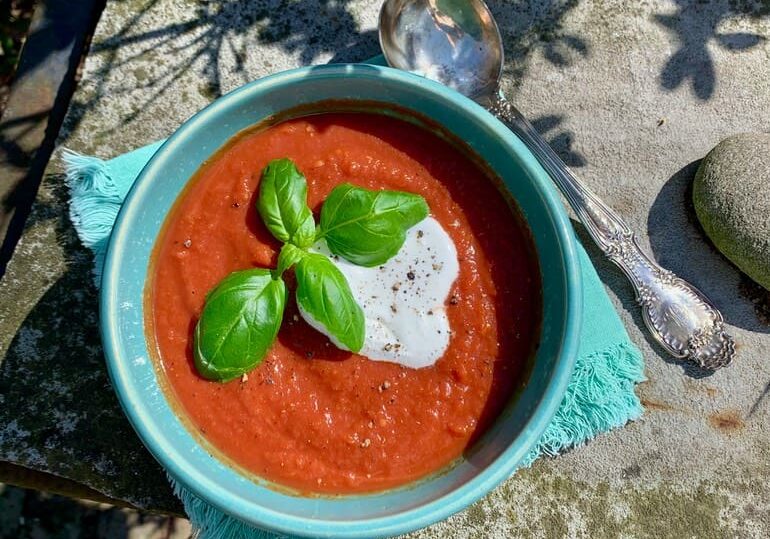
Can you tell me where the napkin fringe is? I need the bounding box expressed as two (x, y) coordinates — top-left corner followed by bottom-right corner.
(169, 475), (284, 539)
(522, 341), (645, 467)
(62, 149), (122, 285)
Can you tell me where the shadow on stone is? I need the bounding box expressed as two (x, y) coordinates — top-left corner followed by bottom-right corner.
(748, 379), (770, 419)
(485, 0), (588, 89)
(647, 161), (769, 335)
(63, 0), (380, 138)
(0, 483), (189, 539)
(530, 114), (586, 167)
(485, 0), (588, 167)
(60, 0), (597, 164)
(0, 175), (181, 514)
(654, 0), (768, 100)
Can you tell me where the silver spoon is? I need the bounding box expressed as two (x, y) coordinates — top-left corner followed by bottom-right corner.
(379, 0), (735, 370)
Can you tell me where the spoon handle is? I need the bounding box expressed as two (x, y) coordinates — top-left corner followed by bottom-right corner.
(486, 93), (735, 370)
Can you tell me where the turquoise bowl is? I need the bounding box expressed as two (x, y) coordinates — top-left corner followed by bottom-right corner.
(101, 64), (581, 538)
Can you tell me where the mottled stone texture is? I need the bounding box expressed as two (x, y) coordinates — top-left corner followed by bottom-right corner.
(1, 0), (769, 536)
(694, 133), (770, 291)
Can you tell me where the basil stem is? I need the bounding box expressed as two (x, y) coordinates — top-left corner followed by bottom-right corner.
(273, 242), (306, 278)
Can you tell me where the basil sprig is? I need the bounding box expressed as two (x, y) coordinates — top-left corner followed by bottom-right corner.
(192, 158), (428, 382)
(319, 184), (429, 267)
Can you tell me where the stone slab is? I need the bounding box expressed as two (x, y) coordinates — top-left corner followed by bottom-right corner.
(1, 0), (769, 536)
(0, 0), (104, 274)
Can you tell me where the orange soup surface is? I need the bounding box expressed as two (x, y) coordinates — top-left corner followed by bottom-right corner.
(150, 112), (541, 494)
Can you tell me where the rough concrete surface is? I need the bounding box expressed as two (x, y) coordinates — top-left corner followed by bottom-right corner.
(0, 0), (769, 537)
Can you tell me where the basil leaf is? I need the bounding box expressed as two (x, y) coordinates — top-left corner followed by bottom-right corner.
(294, 253), (365, 352)
(257, 159), (316, 248)
(273, 242), (306, 278)
(319, 184), (429, 266)
(194, 269), (286, 382)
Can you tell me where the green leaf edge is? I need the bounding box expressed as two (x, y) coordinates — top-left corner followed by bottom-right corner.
(318, 183), (429, 267)
(193, 269), (287, 383)
(257, 158), (316, 248)
(294, 253), (365, 353)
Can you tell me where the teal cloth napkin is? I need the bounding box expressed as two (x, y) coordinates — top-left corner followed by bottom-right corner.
(63, 141), (645, 539)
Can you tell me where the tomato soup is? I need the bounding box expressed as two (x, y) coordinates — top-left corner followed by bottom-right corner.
(148, 111), (541, 494)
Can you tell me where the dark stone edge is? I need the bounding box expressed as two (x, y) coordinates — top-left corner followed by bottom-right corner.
(0, 460), (144, 511)
(0, 0), (107, 276)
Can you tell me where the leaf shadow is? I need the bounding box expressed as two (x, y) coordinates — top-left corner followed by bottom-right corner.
(485, 0), (589, 86)
(61, 0), (380, 141)
(0, 175), (182, 514)
(654, 0), (769, 100)
(482, 1), (589, 166)
(531, 114), (586, 167)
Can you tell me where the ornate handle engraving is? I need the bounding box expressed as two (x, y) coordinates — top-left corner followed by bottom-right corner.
(487, 93), (735, 370)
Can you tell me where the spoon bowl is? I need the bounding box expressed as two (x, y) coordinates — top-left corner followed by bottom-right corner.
(379, 0), (503, 99)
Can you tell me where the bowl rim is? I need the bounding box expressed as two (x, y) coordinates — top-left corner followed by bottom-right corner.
(100, 63), (582, 538)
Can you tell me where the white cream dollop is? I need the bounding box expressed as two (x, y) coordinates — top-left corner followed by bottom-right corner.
(302, 217), (459, 369)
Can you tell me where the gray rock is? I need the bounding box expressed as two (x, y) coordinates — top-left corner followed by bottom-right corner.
(694, 133), (770, 291)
